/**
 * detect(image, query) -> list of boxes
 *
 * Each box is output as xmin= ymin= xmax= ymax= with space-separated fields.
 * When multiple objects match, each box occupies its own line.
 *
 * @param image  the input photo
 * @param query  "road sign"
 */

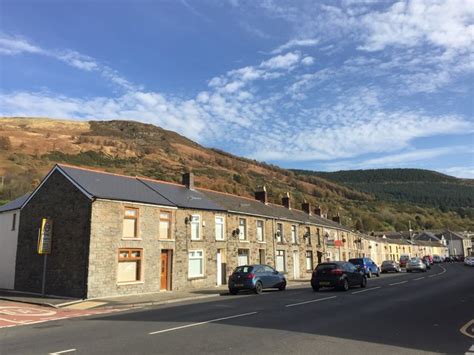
xmin=38 ymin=218 xmax=53 ymax=254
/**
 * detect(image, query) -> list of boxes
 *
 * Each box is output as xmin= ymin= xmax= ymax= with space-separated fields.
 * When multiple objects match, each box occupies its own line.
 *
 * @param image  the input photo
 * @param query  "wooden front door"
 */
xmin=160 ymin=251 xmax=170 ymax=290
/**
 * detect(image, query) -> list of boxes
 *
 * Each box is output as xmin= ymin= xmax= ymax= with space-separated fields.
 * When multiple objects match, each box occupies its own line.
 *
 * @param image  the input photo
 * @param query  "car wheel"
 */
xmin=278 ymin=282 xmax=286 ymax=291
xmin=340 ymin=279 xmax=349 ymax=291
xmin=312 ymin=285 xmax=319 ymax=292
xmin=360 ymin=277 xmax=367 ymax=288
xmin=254 ymin=281 xmax=263 ymax=295
xmin=229 ymin=288 xmax=238 ymax=295
xmin=376 ymin=270 xmax=380 ymax=277
xmin=367 ymin=270 xmax=372 ymax=278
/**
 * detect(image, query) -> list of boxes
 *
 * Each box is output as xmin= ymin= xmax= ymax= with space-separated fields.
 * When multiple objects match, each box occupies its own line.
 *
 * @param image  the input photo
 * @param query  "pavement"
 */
xmin=1 ymin=263 xmax=473 ymax=355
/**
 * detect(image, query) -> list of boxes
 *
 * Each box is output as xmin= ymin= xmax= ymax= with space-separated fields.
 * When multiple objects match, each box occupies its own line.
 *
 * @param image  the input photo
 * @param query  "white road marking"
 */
xmin=389 ymin=281 xmax=407 ymax=286
xmin=49 ymin=349 xmax=76 ymax=354
xmin=351 ymin=287 xmax=381 ymax=294
xmin=428 ymin=274 xmax=438 ymax=278
xmin=413 ymin=277 xmax=425 ymax=281
xmin=285 ymin=296 xmax=337 ymax=308
xmin=460 ymin=319 xmax=474 ymax=339
xmin=149 ymin=312 xmax=258 ymax=335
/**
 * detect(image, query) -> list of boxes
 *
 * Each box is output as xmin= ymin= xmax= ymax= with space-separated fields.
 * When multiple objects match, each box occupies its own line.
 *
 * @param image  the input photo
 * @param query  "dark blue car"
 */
xmin=228 ymin=264 xmax=286 ymax=295
xmin=348 ymin=257 xmax=380 ymax=278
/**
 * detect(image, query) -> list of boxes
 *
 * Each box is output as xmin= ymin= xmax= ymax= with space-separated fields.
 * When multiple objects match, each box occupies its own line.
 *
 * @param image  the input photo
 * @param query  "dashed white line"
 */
xmin=149 ymin=312 xmax=258 ymax=335
xmin=285 ymin=296 xmax=337 ymax=308
xmin=428 ymin=274 xmax=438 ymax=278
xmin=351 ymin=287 xmax=381 ymax=294
xmin=413 ymin=277 xmax=425 ymax=281
xmin=389 ymin=281 xmax=407 ymax=286
xmin=49 ymin=349 xmax=76 ymax=354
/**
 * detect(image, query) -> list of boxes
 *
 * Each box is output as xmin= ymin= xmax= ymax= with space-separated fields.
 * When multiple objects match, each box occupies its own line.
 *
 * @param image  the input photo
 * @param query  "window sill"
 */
xmin=159 ymin=239 xmax=175 ymax=242
xmin=257 ymin=241 xmax=266 ymax=244
xmin=117 ymin=281 xmax=144 ymax=286
xmin=190 ymin=239 xmax=204 ymax=242
xmin=238 ymin=240 xmax=250 ymax=243
xmin=121 ymin=238 xmax=142 ymax=241
xmin=188 ymin=276 xmax=205 ymax=280
xmin=215 ymin=239 xmax=226 ymax=242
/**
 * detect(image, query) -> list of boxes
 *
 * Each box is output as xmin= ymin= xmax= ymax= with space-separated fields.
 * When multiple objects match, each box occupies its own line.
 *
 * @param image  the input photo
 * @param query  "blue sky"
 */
xmin=1 ymin=0 xmax=473 ymax=178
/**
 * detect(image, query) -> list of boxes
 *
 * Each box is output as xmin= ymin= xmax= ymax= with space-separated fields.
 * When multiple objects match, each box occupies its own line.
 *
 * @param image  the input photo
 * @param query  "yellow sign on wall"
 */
xmin=38 ymin=218 xmax=53 ymax=254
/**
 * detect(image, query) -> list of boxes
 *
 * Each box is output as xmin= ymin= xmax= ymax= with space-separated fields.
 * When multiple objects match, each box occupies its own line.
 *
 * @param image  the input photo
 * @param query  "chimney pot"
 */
xmin=255 ymin=186 xmax=268 ymax=204
xmin=314 ymin=205 xmax=322 ymax=216
xmin=282 ymin=192 xmax=291 ymax=209
xmin=332 ymin=213 xmax=341 ymax=224
xmin=182 ymin=172 xmax=194 ymax=190
xmin=302 ymin=201 xmax=311 ymax=215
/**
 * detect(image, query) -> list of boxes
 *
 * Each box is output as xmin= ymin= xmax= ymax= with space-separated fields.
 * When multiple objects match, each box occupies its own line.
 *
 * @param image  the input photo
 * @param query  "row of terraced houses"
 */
xmin=0 ymin=164 xmax=451 ymax=299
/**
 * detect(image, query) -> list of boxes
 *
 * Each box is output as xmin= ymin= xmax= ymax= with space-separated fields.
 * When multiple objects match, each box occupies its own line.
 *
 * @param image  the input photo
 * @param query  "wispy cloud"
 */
xmin=271 ymin=38 xmax=319 ymax=54
xmin=0 ymin=33 xmax=137 ymax=91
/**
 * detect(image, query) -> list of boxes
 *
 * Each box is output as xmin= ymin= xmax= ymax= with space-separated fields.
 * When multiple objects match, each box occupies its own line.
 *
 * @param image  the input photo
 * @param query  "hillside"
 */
xmin=294 ymin=169 xmax=474 ymax=209
xmin=1 ymin=117 xmax=473 ymax=232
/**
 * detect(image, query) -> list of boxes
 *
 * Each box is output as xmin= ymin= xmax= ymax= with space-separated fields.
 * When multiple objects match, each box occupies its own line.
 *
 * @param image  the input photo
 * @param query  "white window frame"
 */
xmin=215 ymin=216 xmax=225 ymax=241
xmin=291 ymin=225 xmax=298 ymax=244
xmin=239 ymin=218 xmax=247 ymax=241
xmin=256 ymin=220 xmax=265 ymax=242
xmin=188 ymin=250 xmax=204 ymax=278
xmin=306 ymin=251 xmax=313 ymax=271
xmin=191 ymin=214 xmax=201 ymax=240
xmin=276 ymin=250 xmax=286 ymax=272
xmin=238 ymin=248 xmax=250 ymax=266
xmin=276 ymin=223 xmax=283 ymax=243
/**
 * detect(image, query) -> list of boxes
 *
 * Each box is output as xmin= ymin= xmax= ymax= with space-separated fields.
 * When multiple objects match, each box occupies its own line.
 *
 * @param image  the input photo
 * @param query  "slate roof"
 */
xmin=0 ymin=194 xmax=29 ymax=213
xmin=200 ymin=189 xmax=352 ymax=231
xmin=139 ymin=179 xmax=223 ymax=211
xmin=413 ymin=231 xmax=441 ymax=242
xmin=58 ymin=165 xmax=175 ymax=207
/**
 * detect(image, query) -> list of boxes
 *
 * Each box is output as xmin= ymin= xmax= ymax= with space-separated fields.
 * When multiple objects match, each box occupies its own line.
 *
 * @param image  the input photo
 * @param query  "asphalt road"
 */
xmin=1 ymin=263 xmax=473 ymax=355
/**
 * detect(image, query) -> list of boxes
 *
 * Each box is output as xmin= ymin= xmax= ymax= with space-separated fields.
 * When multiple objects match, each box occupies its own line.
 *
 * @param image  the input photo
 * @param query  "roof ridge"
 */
xmin=57 ymin=163 xmax=184 ymax=187
xmin=197 ymin=187 xmax=260 ymax=203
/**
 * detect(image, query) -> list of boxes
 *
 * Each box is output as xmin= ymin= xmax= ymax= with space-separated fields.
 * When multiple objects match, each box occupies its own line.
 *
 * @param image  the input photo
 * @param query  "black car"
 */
xmin=228 ymin=264 xmax=286 ymax=295
xmin=311 ymin=262 xmax=367 ymax=292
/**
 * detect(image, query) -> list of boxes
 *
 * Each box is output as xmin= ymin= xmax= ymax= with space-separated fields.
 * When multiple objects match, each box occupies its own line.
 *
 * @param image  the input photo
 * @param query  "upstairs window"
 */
xmin=123 ymin=207 xmax=138 ymax=238
xmin=191 ymin=215 xmax=201 ymax=240
xmin=276 ymin=223 xmax=283 ymax=243
xmin=215 ymin=216 xmax=225 ymax=241
xmin=305 ymin=227 xmax=311 ymax=245
xmin=159 ymin=211 xmax=171 ymax=239
xmin=256 ymin=220 xmax=264 ymax=242
xmin=317 ymin=228 xmax=321 ymax=246
xmin=239 ymin=218 xmax=247 ymax=240
xmin=291 ymin=225 xmax=297 ymax=244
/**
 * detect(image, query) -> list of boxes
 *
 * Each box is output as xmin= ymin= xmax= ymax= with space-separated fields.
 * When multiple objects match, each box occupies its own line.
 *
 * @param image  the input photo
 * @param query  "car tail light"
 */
xmin=246 ymin=273 xmax=255 ymax=279
xmin=331 ymin=269 xmax=344 ymax=275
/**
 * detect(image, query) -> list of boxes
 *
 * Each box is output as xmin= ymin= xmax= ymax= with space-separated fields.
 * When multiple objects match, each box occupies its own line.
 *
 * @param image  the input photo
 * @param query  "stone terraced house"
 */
xmin=13 ymin=164 xmax=358 ymax=299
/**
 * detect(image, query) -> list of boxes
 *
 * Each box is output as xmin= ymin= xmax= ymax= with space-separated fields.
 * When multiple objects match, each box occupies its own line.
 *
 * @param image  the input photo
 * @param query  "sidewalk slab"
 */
xmin=0 ymin=289 xmax=79 ymax=309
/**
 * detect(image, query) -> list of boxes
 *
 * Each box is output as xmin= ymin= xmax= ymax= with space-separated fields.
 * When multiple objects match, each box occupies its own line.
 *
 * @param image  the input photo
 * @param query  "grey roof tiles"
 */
xmin=0 ymin=194 xmax=29 ymax=213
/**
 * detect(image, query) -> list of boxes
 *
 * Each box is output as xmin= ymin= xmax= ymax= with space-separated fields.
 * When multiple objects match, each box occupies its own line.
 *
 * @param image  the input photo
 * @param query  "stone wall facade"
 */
xmin=15 ymin=171 xmax=92 ymax=298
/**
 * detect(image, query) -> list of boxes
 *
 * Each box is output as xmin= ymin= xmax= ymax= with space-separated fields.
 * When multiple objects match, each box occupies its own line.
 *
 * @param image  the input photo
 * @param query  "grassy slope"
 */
xmin=1 ymin=117 xmax=472 ymax=232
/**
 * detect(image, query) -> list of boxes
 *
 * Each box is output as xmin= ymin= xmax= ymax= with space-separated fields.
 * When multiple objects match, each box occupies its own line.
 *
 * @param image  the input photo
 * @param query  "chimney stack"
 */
xmin=255 ymin=186 xmax=268 ymax=204
xmin=314 ymin=205 xmax=322 ymax=216
xmin=182 ymin=172 xmax=194 ymax=190
xmin=282 ymin=192 xmax=291 ymax=209
xmin=302 ymin=201 xmax=311 ymax=215
xmin=332 ymin=213 xmax=341 ymax=224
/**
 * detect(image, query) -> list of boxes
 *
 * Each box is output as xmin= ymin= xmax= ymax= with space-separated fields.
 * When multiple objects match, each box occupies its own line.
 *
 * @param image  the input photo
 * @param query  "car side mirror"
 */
xmin=273 ymin=271 xmax=279 ymax=275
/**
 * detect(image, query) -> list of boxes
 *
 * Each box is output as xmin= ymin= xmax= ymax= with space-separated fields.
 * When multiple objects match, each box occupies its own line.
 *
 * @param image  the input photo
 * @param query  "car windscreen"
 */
xmin=233 ymin=266 xmax=253 ymax=274
xmin=382 ymin=261 xmax=392 ymax=265
xmin=349 ymin=259 xmax=363 ymax=265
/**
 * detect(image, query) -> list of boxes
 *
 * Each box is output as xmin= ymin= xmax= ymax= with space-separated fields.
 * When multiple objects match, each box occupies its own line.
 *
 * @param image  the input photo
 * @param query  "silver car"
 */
xmin=464 ymin=256 xmax=474 ymax=267
xmin=406 ymin=257 xmax=427 ymax=273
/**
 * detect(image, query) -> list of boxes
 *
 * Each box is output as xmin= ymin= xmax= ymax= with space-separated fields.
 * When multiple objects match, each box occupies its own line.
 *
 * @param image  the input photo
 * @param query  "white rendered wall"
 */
xmin=0 ymin=210 xmax=19 ymax=289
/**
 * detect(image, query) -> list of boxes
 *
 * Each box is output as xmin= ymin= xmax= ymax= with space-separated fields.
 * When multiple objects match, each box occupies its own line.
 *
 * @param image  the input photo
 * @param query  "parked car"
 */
xmin=311 ymin=261 xmax=367 ymax=292
xmin=406 ymin=257 xmax=427 ymax=272
xmin=464 ymin=256 xmax=474 ymax=267
xmin=423 ymin=255 xmax=434 ymax=265
xmin=228 ymin=265 xmax=286 ymax=295
xmin=381 ymin=260 xmax=401 ymax=273
xmin=433 ymin=255 xmax=443 ymax=263
xmin=348 ymin=257 xmax=380 ymax=278
xmin=399 ymin=255 xmax=410 ymax=268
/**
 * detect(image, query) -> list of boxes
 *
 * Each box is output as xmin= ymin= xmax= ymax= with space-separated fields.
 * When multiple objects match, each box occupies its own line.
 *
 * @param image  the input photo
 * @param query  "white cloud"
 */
xmin=0 ymin=34 xmax=43 ymax=55
xmin=260 ymin=52 xmax=300 ymax=69
xmin=441 ymin=166 xmax=474 ymax=179
xmin=301 ymin=56 xmax=314 ymax=65
xmin=271 ymin=38 xmax=319 ymax=54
